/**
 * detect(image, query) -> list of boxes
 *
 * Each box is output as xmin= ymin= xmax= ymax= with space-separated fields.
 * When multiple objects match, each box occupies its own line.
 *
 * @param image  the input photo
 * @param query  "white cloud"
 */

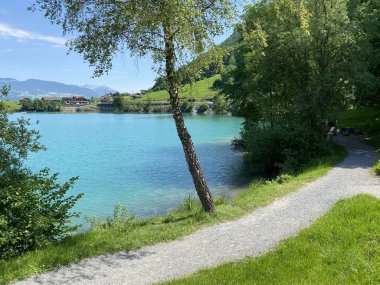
xmin=0 ymin=23 xmax=66 ymax=46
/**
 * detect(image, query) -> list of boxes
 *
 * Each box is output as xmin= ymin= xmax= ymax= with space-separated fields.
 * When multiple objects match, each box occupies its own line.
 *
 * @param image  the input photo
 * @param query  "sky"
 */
xmin=0 ymin=0 xmax=237 ymax=93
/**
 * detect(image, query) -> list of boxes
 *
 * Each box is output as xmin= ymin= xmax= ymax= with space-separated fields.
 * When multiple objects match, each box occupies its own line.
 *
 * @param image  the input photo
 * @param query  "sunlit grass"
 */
xmin=1 ymin=100 xmax=21 ymax=112
xmin=164 ymin=195 xmax=380 ymax=285
xmin=338 ymin=107 xmax=380 ymax=135
xmin=368 ymin=135 xmax=380 ymax=175
xmin=140 ymin=75 xmax=221 ymax=101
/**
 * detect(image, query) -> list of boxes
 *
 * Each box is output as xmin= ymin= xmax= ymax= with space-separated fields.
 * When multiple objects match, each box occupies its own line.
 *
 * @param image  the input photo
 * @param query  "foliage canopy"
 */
xmin=31 ymin=0 xmax=236 ymax=79
xmin=222 ymin=0 xmax=370 ymax=173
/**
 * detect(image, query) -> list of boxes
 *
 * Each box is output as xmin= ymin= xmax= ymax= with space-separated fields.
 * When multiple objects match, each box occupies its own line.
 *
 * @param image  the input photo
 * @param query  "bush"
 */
xmin=179 ymin=195 xmax=200 ymax=212
xmin=275 ymin=173 xmax=292 ymax=184
xmin=143 ymin=102 xmax=152 ymax=113
xmin=212 ymin=94 xmax=228 ymax=114
xmin=242 ymin=123 xmax=330 ymax=175
xmin=0 ymin=88 xmax=82 ymax=260
xmin=197 ymin=103 xmax=209 ymax=114
xmin=181 ymin=101 xmax=194 ymax=113
xmin=0 ymin=170 xmax=81 ymax=259
xmin=86 ymin=204 xmax=135 ymax=230
xmin=212 ymin=79 xmax=223 ymax=89
xmin=373 ymin=160 xmax=380 ymax=176
xmin=152 ymin=106 xmax=166 ymax=113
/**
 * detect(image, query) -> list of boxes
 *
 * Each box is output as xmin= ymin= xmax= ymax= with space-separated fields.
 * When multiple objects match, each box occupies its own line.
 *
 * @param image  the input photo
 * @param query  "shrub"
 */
xmin=181 ymin=101 xmax=194 ymax=113
xmin=275 ymin=173 xmax=292 ymax=184
xmin=212 ymin=94 xmax=228 ymax=114
xmin=0 ymin=170 xmax=81 ymax=259
xmin=143 ymin=102 xmax=152 ymax=113
xmin=152 ymin=106 xmax=166 ymax=113
xmin=373 ymin=160 xmax=380 ymax=176
xmin=197 ymin=104 xmax=209 ymax=114
xmin=242 ymin=123 xmax=330 ymax=175
xmin=180 ymin=195 xmax=200 ymax=212
xmin=86 ymin=204 xmax=135 ymax=230
xmin=0 ymin=88 xmax=82 ymax=260
xmin=214 ymin=197 xmax=227 ymax=206
xmin=212 ymin=78 xmax=223 ymax=89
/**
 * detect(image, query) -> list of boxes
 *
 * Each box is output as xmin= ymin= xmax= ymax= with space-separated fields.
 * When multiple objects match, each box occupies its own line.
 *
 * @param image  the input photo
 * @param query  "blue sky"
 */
xmin=0 ymin=1 xmax=237 ymax=92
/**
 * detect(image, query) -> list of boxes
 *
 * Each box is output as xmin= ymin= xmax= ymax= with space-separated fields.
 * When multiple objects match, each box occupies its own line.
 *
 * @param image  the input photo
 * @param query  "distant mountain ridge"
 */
xmin=0 ymin=78 xmax=116 ymax=101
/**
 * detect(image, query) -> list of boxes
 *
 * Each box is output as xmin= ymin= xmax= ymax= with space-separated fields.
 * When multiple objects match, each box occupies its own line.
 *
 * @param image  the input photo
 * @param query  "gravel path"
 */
xmin=15 ymin=136 xmax=380 ymax=285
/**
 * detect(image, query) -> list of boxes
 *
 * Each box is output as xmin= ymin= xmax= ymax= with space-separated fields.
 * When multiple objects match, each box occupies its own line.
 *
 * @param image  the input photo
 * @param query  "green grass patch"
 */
xmin=338 ymin=107 xmax=380 ymax=135
xmin=367 ymin=135 xmax=380 ymax=175
xmin=164 ymin=195 xmax=380 ymax=285
xmin=141 ymin=75 xmax=221 ymax=101
xmin=1 ymin=101 xmax=21 ymax=112
xmin=0 ymin=144 xmax=346 ymax=284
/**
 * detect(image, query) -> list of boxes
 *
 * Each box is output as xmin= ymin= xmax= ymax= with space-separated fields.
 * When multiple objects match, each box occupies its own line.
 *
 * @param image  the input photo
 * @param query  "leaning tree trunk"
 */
xmin=164 ymin=30 xmax=215 ymax=214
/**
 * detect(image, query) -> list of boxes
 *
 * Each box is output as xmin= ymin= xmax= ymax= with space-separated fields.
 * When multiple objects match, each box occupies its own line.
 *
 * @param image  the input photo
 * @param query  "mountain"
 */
xmin=0 ymin=78 xmax=116 ymax=101
xmin=82 ymin=84 xmax=115 ymax=96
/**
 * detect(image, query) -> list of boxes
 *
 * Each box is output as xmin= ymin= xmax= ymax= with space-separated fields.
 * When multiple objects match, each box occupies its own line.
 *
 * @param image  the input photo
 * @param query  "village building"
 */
xmin=62 ymin=95 xmax=89 ymax=105
xmin=99 ymin=95 xmax=114 ymax=104
xmin=131 ymin=92 xmax=142 ymax=99
xmin=19 ymin=98 xmax=29 ymax=103
xmin=41 ymin=97 xmax=62 ymax=103
xmin=97 ymin=95 xmax=114 ymax=111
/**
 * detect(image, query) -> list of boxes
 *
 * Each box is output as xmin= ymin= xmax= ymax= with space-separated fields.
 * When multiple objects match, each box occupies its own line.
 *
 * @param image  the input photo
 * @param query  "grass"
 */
xmin=337 ymin=107 xmax=380 ymax=134
xmin=163 ymin=195 xmax=380 ymax=285
xmin=1 ymin=100 xmax=21 ymax=112
xmin=154 ymin=107 xmax=380 ymax=285
xmin=141 ymin=75 xmax=221 ymax=101
xmin=338 ymin=107 xmax=380 ymax=175
xmin=0 ymin=144 xmax=346 ymax=284
xmin=368 ymin=136 xmax=380 ymax=175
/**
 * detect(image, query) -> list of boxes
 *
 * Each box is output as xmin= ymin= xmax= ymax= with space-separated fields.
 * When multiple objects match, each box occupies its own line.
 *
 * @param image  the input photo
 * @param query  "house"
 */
xmin=19 ymin=98 xmax=29 ymax=103
xmin=98 ymin=95 xmax=114 ymax=111
xmin=63 ymin=95 xmax=89 ymax=105
xmin=41 ymin=97 xmax=62 ymax=103
xmin=131 ymin=92 xmax=142 ymax=99
xmin=99 ymin=95 xmax=114 ymax=104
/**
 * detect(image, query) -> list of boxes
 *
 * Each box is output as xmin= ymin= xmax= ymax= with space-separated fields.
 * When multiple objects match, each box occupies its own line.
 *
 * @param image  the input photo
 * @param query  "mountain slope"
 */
xmin=0 ymin=78 xmax=116 ymax=101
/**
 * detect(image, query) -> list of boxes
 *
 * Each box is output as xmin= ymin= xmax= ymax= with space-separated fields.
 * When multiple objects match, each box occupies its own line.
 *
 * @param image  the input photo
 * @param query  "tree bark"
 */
xmin=164 ymin=28 xmax=215 ymax=214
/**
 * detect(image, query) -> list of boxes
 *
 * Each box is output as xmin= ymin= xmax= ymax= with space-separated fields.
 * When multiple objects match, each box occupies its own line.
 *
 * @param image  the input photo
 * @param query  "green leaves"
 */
xmin=32 ymin=0 xmax=237 ymax=78
xmin=348 ymin=0 xmax=380 ymax=105
xmin=227 ymin=0 xmax=359 ymax=123
xmin=0 ymin=89 xmax=82 ymax=260
xmin=223 ymin=0 xmax=362 ymax=173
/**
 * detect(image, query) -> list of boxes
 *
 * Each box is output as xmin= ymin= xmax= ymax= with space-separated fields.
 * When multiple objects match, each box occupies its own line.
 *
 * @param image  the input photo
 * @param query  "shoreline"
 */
xmin=1 ymin=141 xmax=348 ymax=284
xmin=14 ymin=110 xmax=233 ymax=116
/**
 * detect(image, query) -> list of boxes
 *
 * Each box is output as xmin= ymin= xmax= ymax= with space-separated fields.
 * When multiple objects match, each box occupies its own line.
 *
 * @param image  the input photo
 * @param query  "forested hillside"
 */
xmin=147 ymin=31 xmax=241 ymax=93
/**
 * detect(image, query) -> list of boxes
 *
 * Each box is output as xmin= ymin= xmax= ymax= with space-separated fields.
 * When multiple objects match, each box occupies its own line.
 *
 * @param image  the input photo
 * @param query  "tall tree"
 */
xmin=223 ymin=0 xmax=357 ymax=173
xmin=31 ymin=0 xmax=237 ymax=213
xmin=226 ymin=0 xmax=356 ymax=125
xmin=348 ymin=0 xmax=380 ymax=105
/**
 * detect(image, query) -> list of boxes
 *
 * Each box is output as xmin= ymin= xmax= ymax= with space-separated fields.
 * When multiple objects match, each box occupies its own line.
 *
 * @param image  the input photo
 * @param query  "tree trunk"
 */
xmin=164 ymin=29 xmax=215 ymax=214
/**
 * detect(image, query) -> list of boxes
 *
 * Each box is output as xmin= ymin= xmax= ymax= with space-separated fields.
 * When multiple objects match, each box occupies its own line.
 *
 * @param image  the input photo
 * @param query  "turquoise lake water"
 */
xmin=13 ymin=113 xmax=248 ymax=223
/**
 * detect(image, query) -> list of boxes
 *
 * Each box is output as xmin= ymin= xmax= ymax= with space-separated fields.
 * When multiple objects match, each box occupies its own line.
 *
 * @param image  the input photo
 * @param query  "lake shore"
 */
xmin=0 ymin=140 xmax=347 ymax=284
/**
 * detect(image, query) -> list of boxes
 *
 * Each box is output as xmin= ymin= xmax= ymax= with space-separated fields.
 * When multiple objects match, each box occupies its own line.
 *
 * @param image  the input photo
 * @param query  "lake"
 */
xmin=14 ymin=113 xmax=248 ymax=223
